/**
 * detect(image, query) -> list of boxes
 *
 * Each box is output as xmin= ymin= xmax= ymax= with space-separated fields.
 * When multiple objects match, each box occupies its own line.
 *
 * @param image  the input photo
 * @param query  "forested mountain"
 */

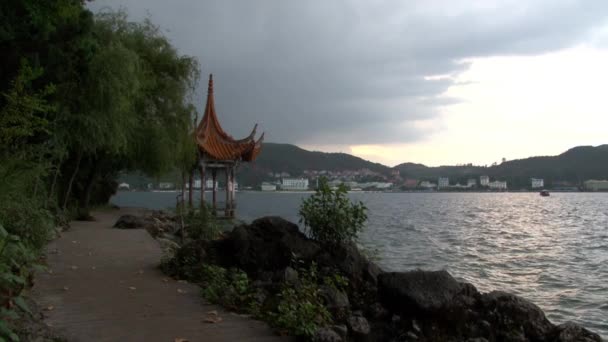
xmin=394 ymin=145 xmax=608 ymax=188
xmin=236 ymin=143 xmax=391 ymax=186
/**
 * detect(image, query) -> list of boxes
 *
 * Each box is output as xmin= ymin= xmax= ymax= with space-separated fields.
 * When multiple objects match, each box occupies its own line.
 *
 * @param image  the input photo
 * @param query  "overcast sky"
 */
xmin=89 ymin=1 xmax=608 ymax=166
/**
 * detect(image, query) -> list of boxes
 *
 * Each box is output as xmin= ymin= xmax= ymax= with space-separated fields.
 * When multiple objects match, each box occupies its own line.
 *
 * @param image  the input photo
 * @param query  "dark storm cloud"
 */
xmin=89 ymin=1 xmax=608 ymax=145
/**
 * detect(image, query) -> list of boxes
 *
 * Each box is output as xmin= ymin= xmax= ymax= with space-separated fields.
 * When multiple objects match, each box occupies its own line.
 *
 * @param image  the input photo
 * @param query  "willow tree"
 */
xmin=60 ymin=10 xmax=200 ymax=217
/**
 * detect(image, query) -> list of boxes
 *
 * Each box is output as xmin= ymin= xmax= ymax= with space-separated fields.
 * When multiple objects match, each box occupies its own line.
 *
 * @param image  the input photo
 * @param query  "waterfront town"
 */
xmin=119 ymin=169 xmax=608 ymax=192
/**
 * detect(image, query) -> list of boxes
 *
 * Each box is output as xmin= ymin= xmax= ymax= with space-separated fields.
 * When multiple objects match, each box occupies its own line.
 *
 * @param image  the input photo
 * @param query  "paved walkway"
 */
xmin=32 ymin=208 xmax=288 ymax=342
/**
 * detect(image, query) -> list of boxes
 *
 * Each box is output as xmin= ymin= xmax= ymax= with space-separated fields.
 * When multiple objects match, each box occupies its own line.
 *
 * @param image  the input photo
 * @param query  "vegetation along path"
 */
xmin=32 ymin=208 xmax=289 ymax=342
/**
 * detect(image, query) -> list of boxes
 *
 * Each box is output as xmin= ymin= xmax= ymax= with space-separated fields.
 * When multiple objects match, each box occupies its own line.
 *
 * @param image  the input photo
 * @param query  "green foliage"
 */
xmin=184 ymin=206 xmax=219 ymax=241
xmin=271 ymin=263 xmax=332 ymax=338
xmin=199 ymin=265 xmax=251 ymax=309
xmin=0 ymin=224 xmax=41 ymax=341
xmin=299 ymin=177 xmax=367 ymax=245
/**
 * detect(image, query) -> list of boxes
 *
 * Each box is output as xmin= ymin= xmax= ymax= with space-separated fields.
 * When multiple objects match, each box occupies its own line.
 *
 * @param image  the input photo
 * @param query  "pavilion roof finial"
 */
xmin=208 ymin=74 xmax=213 ymax=94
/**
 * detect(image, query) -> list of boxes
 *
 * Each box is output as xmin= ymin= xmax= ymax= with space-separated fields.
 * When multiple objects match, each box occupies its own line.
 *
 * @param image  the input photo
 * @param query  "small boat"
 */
xmin=540 ymin=190 xmax=550 ymax=197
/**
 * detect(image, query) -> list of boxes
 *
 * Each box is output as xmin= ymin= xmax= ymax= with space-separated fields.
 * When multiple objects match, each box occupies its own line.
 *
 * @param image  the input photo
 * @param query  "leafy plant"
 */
xmin=199 ymin=265 xmax=251 ymax=309
xmin=0 ymin=224 xmax=40 ymax=341
xmin=271 ymin=263 xmax=332 ymax=338
xmin=299 ymin=177 xmax=368 ymax=245
xmin=184 ymin=206 xmax=219 ymax=241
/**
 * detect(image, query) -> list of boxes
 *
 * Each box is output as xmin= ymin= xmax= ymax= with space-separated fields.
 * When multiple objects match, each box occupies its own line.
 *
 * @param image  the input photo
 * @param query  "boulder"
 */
xmin=320 ymin=285 xmax=350 ymax=311
xmin=313 ymin=327 xmax=342 ymax=342
xmin=347 ymin=315 xmax=371 ymax=338
xmin=113 ymin=215 xmax=150 ymax=229
xmin=377 ymin=270 xmax=464 ymax=316
xmin=316 ymin=243 xmax=382 ymax=287
xmin=481 ymin=291 xmax=554 ymax=341
xmin=551 ymin=322 xmax=602 ymax=342
xmin=222 ymin=216 xmax=321 ymax=275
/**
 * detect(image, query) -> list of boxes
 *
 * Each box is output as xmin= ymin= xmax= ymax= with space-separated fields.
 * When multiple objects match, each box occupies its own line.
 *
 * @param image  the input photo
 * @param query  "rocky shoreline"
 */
xmin=115 ymin=212 xmax=602 ymax=342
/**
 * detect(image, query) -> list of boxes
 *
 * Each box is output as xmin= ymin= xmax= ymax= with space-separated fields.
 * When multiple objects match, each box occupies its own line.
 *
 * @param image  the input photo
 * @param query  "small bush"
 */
xmin=299 ymin=177 xmax=367 ymax=245
xmin=271 ymin=263 xmax=332 ymax=338
xmin=199 ymin=265 xmax=251 ymax=309
xmin=183 ymin=206 xmax=219 ymax=241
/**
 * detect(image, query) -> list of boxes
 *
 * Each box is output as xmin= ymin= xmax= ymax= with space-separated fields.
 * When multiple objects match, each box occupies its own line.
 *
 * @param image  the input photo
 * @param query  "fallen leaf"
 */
xmin=129 ymin=286 xmax=136 ymax=290
xmin=206 ymin=310 xmax=218 ymax=316
xmin=62 ymin=286 xmax=69 ymax=291
xmin=177 ymin=289 xmax=186 ymax=294
xmin=203 ymin=316 xmax=223 ymax=324
xmin=71 ymin=240 xmax=78 ymax=244
xmin=44 ymin=305 xmax=54 ymax=311
xmin=162 ymin=278 xmax=170 ymax=282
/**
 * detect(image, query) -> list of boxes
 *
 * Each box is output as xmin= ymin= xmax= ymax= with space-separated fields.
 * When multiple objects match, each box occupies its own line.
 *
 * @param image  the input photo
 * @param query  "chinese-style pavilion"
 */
xmin=195 ymin=74 xmax=263 ymax=217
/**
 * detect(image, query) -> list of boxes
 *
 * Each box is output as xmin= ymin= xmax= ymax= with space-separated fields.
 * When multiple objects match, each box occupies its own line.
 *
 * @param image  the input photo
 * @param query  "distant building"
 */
xmin=194 ymin=179 xmax=201 ymax=189
xmin=438 ymin=177 xmax=449 ymax=189
xmin=404 ymin=179 xmax=418 ymax=188
xmin=281 ymin=178 xmax=309 ymax=191
xmin=391 ymin=169 xmax=400 ymax=177
xmin=467 ymin=179 xmax=477 ymax=187
xmin=488 ymin=180 xmax=507 ymax=190
xmin=530 ymin=178 xmax=544 ymax=189
xmin=261 ymin=182 xmax=277 ymax=191
xmin=205 ymin=179 xmax=219 ymax=189
xmin=158 ymin=182 xmax=174 ymax=190
xmin=584 ymin=180 xmax=608 ymax=191
xmin=480 ymin=175 xmax=490 ymax=186
xmin=419 ymin=181 xmax=436 ymax=189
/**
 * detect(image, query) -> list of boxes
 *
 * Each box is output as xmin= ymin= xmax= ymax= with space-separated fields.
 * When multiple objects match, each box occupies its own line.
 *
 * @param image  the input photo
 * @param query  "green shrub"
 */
xmin=199 ymin=265 xmax=251 ymax=309
xmin=271 ymin=263 xmax=332 ymax=338
xmin=299 ymin=177 xmax=367 ymax=245
xmin=183 ymin=206 xmax=219 ymax=241
xmin=0 ymin=224 xmax=44 ymax=341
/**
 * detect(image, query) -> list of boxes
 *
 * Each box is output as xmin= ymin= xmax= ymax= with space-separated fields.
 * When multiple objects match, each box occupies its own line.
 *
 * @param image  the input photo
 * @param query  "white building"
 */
xmin=438 ymin=177 xmax=449 ymax=189
xmin=488 ymin=180 xmax=507 ymax=190
xmin=281 ymin=178 xmax=309 ymax=191
xmin=584 ymin=180 xmax=608 ymax=191
xmin=530 ymin=178 xmax=544 ymax=188
xmin=158 ymin=182 xmax=174 ymax=189
xmin=261 ymin=182 xmax=277 ymax=191
xmin=467 ymin=179 xmax=477 ymax=187
xmin=480 ymin=176 xmax=490 ymax=186
xmin=419 ymin=181 xmax=436 ymax=189
xmin=205 ymin=179 xmax=219 ymax=189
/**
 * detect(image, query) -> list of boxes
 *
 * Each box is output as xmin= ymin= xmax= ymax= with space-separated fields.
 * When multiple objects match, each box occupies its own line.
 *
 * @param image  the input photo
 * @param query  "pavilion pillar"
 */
xmin=225 ymin=166 xmax=231 ymax=217
xmin=200 ymin=165 xmax=205 ymax=209
xmin=230 ymin=166 xmax=236 ymax=218
xmin=188 ymin=170 xmax=194 ymax=208
xmin=212 ymin=169 xmax=217 ymax=216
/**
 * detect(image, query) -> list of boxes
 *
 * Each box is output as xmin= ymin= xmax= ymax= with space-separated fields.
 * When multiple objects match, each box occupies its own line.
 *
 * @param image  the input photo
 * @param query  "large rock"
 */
xmin=551 ymin=322 xmax=602 ymax=342
xmin=317 ymin=243 xmax=383 ymax=287
xmin=113 ymin=214 xmax=150 ymax=229
xmin=377 ymin=270 xmax=464 ymax=316
xmin=313 ymin=327 xmax=342 ymax=342
xmin=220 ymin=216 xmax=321 ymax=275
xmin=481 ymin=291 xmax=554 ymax=341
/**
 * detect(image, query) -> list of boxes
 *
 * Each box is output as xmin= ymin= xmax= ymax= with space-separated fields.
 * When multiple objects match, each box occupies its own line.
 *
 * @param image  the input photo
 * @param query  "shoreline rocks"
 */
xmin=123 ymin=213 xmax=602 ymax=341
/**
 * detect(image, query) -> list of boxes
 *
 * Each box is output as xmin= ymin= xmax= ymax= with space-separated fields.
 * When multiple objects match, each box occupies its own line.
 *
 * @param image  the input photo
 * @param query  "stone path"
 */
xmin=32 ymin=208 xmax=289 ymax=342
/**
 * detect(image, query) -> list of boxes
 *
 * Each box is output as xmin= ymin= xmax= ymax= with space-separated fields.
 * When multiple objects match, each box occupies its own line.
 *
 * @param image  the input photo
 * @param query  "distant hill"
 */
xmin=237 ymin=143 xmax=391 ymax=186
xmin=394 ymin=145 xmax=608 ymax=188
xmin=120 ymin=143 xmax=608 ymax=189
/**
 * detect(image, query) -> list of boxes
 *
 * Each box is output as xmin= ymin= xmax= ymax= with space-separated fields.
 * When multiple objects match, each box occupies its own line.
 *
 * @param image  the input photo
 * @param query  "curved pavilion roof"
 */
xmin=195 ymin=75 xmax=263 ymax=162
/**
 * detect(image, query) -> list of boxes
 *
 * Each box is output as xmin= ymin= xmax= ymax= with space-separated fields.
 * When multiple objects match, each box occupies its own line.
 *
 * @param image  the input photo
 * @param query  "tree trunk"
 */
xmin=62 ymin=150 xmax=82 ymax=210
xmin=46 ymin=163 xmax=60 ymax=208
xmin=78 ymin=156 xmax=100 ymax=220
xmin=188 ymin=169 xmax=194 ymax=208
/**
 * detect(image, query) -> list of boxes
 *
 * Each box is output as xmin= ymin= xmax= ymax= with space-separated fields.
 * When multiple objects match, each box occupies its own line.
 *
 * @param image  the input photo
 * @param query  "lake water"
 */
xmin=111 ymin=191 xmax=608 ymax=337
